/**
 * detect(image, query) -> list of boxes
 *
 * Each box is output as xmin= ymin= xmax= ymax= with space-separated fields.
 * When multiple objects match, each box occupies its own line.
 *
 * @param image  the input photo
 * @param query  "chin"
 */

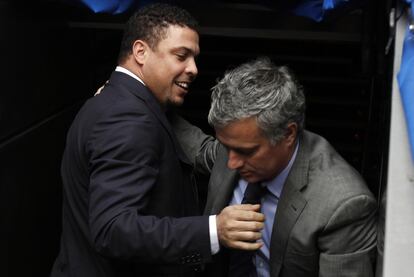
xmin=241 ymin=175 xmax=258 ymax=183
xmin=167 ymin=99 xmax=184 ymax=107
xmin=169 ymin=97 xmax=185 ymax=107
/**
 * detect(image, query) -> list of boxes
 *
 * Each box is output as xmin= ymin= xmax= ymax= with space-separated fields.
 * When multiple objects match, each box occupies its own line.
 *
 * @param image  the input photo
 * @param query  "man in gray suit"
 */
xmin=174 ymin=57 xmax=377 ymax=277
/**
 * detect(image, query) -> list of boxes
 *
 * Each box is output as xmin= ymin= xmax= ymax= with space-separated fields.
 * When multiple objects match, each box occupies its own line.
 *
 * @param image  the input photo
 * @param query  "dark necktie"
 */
xmin=228 ymin=183 xmax=265 ymax=277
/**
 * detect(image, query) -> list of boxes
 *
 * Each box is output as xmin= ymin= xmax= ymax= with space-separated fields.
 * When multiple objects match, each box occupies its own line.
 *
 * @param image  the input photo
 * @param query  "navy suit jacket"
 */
xmin=51 ymin=71 xmax=211 ymax=277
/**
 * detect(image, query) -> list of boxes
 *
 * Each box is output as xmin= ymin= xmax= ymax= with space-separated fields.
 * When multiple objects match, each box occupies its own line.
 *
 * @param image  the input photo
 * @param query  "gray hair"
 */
xmin=208 ymin=57 xmax=305 ymax=144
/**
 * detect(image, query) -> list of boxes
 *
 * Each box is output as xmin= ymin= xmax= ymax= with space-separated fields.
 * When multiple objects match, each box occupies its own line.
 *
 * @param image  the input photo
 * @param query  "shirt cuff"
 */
xmin=209 ymin=215 xmax=220 ymax=255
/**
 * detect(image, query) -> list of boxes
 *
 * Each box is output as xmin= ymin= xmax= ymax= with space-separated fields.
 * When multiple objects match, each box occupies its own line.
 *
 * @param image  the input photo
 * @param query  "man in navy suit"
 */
xmin=51 ymin=4 xmax=264 ymax=277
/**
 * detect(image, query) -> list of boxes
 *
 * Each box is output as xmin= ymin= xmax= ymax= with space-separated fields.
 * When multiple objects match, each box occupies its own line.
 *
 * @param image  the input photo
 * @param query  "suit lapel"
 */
xmin=269 ymin=133 xmax=310 ymax=276
xmin=204 ymin=145 xmax=238 ymax=215
xmin=108 ymin=71 xmax=191 ymax=165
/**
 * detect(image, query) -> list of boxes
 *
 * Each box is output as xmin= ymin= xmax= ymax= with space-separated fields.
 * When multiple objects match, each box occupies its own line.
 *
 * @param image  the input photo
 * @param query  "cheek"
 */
xmin=162 ymin=57 xmax=180 ymax=72
xmin=256 ymin=156 xmax=279 ymax=176
xmin=246 ymin=157 xmax=267 ymax=172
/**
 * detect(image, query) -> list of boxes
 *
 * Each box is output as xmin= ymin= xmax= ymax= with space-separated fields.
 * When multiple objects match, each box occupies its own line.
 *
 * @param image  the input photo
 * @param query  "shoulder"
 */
xmin=91 ymin=82 xmax=148 ymax=113
xmin=79 ymin=87 xmax=163 ymax=151
xmin=303 ymin=131 xmax=370 ymax=191
xmin=298 ymin=131 xmax=375 ymax=213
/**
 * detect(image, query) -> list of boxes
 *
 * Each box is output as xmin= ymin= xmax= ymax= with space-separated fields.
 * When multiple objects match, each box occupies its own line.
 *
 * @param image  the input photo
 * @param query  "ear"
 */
xmin=285 ymin=122 xmax=298 ymax=147
xmin=132 ymin=40 xmax=148 ymax=65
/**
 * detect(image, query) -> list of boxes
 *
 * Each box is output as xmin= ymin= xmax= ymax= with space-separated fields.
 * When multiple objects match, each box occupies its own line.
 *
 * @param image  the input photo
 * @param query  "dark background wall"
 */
xmin=1 ymin=0 xmax=392 ymax=276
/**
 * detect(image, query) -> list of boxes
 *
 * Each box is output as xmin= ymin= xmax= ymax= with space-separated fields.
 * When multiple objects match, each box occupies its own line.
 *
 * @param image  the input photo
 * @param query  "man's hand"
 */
xmin=216 ymin=204 xmax=265 ymax=250
xmin=94 ymin=81 xmax=108 ymax=96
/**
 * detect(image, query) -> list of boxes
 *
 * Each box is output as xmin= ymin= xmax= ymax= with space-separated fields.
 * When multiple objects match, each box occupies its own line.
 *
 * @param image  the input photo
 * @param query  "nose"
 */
xmin=227 ymin=150 xmax=244 ymax=170
xmin=185 ymin=57 xmax=198 ymax=77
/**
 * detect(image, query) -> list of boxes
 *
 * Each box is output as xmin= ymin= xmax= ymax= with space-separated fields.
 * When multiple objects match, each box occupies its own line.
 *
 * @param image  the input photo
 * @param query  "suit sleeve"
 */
xmin=318 ymin=194 xmax=377 ymax=277
xmin=170 ymin=113 xmax=219 ymax=175
xmin=85 ymin=107 xmax=211 ymax=264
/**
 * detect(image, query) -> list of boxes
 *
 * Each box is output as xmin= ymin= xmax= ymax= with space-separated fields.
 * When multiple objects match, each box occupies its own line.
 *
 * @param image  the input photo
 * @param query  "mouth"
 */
xmin=174 ymin=81 xmax=191 ymax=91
xmin=239 ymin=171 xmax=250 ymax=178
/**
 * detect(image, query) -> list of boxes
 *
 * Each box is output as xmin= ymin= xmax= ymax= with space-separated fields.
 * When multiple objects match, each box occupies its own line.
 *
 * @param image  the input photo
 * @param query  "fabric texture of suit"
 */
xmin=173 ymin=117 xmax=377 ymax=277
xmin=51 ymin=71 xmax=211 ymax=277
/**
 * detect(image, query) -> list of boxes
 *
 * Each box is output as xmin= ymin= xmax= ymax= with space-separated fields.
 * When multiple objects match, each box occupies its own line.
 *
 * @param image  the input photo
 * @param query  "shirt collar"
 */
xmin=262 ymin=141 xmax=300 ymax=199
xmin=115 ymin=66 xmax=146 ymax=86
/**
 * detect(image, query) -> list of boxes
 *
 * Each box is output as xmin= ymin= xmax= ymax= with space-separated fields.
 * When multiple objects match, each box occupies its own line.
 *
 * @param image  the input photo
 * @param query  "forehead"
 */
xmin=215 ymin=117 xmax=267 ymax=147
xmin=157 ymin=25 xmax=200 ymax=54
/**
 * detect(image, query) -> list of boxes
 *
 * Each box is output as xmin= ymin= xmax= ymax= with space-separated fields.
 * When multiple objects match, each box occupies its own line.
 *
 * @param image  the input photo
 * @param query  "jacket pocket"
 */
xmin=281 ymin=251 xmax=319 ymax=277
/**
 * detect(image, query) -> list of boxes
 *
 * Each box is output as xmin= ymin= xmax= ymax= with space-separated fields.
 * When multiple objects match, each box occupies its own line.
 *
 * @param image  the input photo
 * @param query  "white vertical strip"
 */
xmin=383 ymin=12 xmax=414 ymax=277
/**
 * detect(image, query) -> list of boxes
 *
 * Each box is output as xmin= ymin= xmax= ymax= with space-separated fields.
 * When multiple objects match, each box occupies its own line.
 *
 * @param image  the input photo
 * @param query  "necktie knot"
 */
xmin=242 ymin=182 xmax=265 ymax=204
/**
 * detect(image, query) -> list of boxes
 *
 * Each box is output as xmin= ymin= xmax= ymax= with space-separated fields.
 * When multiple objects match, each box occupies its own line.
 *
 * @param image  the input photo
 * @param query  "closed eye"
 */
xmin=225 ymin=146 xmax=258 ymax=157
xmin=172 ymin=46 xmax=198 ymax=61
xmin=176 ymin=53 xmax=187 ymax=61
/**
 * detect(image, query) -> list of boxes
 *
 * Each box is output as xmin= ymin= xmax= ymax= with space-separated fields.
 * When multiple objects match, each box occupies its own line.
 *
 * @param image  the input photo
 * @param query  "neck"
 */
xmin=119 ymin=59 xmax=145 ymax=82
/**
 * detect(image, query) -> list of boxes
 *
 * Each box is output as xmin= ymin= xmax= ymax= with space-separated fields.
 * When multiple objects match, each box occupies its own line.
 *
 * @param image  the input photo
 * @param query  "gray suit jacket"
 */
xmin=172 ymin=116 xmax=377 ymax=277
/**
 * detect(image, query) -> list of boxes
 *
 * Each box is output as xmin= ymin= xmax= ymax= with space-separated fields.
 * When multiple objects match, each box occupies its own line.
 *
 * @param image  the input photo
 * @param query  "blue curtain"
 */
xmin=75 ymin=0 xmax=356 ymax=17
xmin=293 ymin=0 xmax=355 ymax=21
xmin=79 ymin=0 xmax=135 ymax=14
xmin=397 ymin=0 xmax=414 ymax=160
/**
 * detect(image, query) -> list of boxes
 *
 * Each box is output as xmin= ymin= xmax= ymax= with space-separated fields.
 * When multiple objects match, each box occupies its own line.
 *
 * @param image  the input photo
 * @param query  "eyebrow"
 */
xmin=224 ymin=144 xmax=259 ymax=154
xmin=172 ymin=46 xmax=199 ymax=56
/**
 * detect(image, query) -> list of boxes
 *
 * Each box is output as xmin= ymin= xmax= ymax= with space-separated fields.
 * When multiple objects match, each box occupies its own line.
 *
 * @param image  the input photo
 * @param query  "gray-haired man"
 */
xmin=175 ymin=57 xmax=377 ymax=277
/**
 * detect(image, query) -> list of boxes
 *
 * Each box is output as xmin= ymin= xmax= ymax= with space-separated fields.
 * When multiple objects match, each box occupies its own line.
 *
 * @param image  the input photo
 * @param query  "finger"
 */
xmin=94 ymin=86 xmax=104 ymax=96
xmin=228 ymin=230 xmax=262 ymax=242
xmin=232 ymin=204 xmax=261 ymax=211
xmin=233 ymin=210 xmax=265 ymax=222
xmin=227 ymin=240 xmax=263 ymax=251
xmin=226 ymin=220 xmax=264 ymax=232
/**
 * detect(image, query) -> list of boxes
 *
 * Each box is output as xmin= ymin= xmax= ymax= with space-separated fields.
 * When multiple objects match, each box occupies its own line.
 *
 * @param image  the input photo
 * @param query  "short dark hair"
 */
xmin=117 ymin=3 xmax=199 ymax=64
